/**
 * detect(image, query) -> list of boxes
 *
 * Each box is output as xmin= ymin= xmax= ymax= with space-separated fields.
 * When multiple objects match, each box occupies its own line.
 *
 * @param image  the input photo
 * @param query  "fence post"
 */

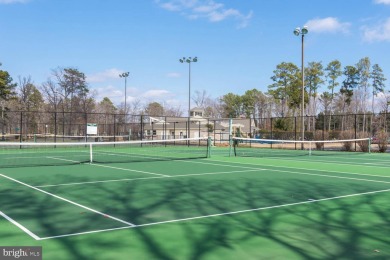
xmin=213 ymin=120 xmax=216 ymax=147
xmin=173 ymin=122 xmax=176 ymax=141
xmin=164 ymin=116 xmax=167 ymax=140
xmin=85 ymin=112 xmax=88 ymax=142
xmin=152 ymin=122 xmax=154 ymax=141
xmin=270 ymin=117 xmax=273 ymax=149
xmin=54 ymin=112 xmax=57 ymax=143
xmin=62 ymin=111 xmax=65 ymax=142
xmin=186 ymin=121 xmax=189 ymax=146
xmin=198 ymin=121 xmax=201 ymax=145
xmin=140 ymin=115 xmax=144 ymax=141
xmin=19 ymin=111 xmax=23 ymax=143
xmin=113 ymin=114 xmax=116 ymax=141
xmin=294 ymin=116 xmax=297 ymax=150
xmin=249 ymin=117 xmax=252 ymax=138
xmin=188 ymin=115 xmax=191 ymax=139
xmin=355 ymin=114 xmax=357 ymax=152
xmin=207 ymin=118 xmax=210 ymax=139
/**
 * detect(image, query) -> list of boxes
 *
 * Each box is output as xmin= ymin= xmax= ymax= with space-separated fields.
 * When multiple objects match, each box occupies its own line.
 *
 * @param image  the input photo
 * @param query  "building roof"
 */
xmin=190 ymin=107 xmax=204 ymax=112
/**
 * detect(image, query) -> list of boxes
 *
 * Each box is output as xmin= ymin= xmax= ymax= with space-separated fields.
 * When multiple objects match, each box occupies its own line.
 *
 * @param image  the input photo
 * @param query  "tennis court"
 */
xmin=0 ymin=138 xmax=389 ymax=259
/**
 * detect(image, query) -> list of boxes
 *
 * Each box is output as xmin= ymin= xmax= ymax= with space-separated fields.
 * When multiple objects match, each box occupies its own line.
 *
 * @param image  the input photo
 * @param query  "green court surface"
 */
xmin=0 ymin=147 xmax=389 ymax=259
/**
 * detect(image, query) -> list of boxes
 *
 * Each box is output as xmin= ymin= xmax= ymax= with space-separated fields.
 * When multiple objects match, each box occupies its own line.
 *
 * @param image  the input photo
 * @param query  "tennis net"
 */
xmin=32 ymin=134 xmax=132 ymax=143
xmin=232 ymin=137 xmax=371 ymax=157
xmin=0 ymin=137 xmax=211 ymax=168
xmin=0 ymin=134 xmax=132 ymax=143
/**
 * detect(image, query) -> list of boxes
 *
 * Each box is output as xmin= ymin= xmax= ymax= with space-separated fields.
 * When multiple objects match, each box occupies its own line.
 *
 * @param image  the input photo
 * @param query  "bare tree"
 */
xmin=192 ymin=90 xmax=210 ymax=108
xmin=163 ymin=103 xmax=183 ymax=117
xmin=18 ymin=76 xmax=43 ymax=111
xmin=378 ymin=91 xmax=390 ymax=113
xmin=40 ymin=78 xmax=63 ymax=112
xmin=203 ymin=97 xmax=224 ymax=118
xmin=129 ymin=99 xmax=142 ymax=115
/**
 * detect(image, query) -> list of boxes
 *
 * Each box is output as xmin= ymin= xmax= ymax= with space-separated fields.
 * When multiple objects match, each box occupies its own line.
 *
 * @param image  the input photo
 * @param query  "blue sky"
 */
xmin=0 ymin=0 xmax=389 ymax=112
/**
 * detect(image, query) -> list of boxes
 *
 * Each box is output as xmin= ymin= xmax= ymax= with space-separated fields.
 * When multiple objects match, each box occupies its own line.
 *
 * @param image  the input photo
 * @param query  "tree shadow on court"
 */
xmin=219 ymin=179 xmax=390 ymax=260
xmin=127 ymin=178 xmax=389 ymax=260
xmin=2 ymin=173 xmax=389 ymax=259
xmin=97 ymin=177 xmax=389 ymax=259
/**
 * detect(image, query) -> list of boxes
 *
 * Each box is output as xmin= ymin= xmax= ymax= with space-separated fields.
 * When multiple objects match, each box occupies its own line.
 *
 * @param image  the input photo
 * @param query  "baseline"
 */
xmin=0 ymin=211 xmax=41 ymax=240
xmin=0 ymin=174 xmax=136 ymax=229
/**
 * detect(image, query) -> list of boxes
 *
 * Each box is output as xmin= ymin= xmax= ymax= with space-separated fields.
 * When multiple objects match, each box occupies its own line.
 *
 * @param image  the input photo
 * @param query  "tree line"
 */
xmin=0 ymin=57 xmax=388 ymax=122
xmin=216 ymin=58 xmax=387 ymax=118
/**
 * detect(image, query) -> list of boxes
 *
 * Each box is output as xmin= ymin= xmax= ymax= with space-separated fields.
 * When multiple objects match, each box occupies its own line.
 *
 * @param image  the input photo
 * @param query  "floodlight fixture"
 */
xmin=301 ymin=26 xmax=308 ymax=35
xmin=119 ymin=72 xmax=130 ymax=78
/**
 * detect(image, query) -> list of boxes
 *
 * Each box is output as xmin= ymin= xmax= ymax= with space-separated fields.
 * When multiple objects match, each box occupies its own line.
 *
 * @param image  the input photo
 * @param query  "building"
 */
xmin=143 ymin=108 xmax=254 ymax=142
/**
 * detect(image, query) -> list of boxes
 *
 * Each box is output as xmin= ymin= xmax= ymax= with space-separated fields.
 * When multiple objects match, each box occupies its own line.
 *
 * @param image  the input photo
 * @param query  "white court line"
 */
xmin=253 ymin=156 xmax=390 ymax=169
xmin=92 ymin=150 xmax=388 ymax=179
xmin=266 ymin=168 xmax=390 ymax=185
xmin=38 ymin=226 xmax=137 ymax=240
xmin=0 ymin=174 xmax=136 ymax=227
xmin=0 ymin=211 xmax=41 ymax=240
xmin=183 ymin=159 xmax=390 ymax=184
xmin=204 ymin=158 xmax=390 ymax=179
xmin=38 ymin=188 xmax=390 ymax=240
xmin=35 ymin=169 xmax=263 ymax=188
xmin=46 ymin=157 xmax=81 ymax=163
xmin=36 ymin=158 xmax=390 ymax=188
xmin=362 ymin=162 xmax=389 ymax=166
xmin=180 ymin=160 xmax=264 ymax=170
xmin=90 ymin=163 xmax=170 ymax=177
xmin=249 ymin=151 xmax=388 ymax=163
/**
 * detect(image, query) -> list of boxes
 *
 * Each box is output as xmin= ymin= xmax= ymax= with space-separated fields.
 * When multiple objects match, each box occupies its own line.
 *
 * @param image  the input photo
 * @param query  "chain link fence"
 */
xmin=1 ymin=111 xmax=389 ymax=149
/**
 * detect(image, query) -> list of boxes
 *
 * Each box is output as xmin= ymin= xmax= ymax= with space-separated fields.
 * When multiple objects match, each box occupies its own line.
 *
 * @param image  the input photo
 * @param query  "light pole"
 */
xmin=179 ymin=57 xmax=198 ymax=139
xmin=119 ymin=72 xmax=130 ymax=115
xmin=294 ymin=26 xmax=308 ymax=148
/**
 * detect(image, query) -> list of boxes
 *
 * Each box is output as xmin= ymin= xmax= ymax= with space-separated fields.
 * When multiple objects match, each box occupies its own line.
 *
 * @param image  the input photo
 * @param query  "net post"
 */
xmin=368 ymin=138 xmax=371 ymax=154
xmin=207 ymin=136 xmax=212 ymax=158
xmin=90 ymin=143 xmax=93 ymax=163
xmin=309 ymin=141 xmax=312 ymax=156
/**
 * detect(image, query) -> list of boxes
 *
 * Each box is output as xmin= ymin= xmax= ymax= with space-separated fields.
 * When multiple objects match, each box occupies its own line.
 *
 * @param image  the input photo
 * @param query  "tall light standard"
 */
xmin=294 ymin=26 xmax=308 ymax=148
xmin=179 ymin=57 xmax=198 ymax=139
xmin=119 ymin=72 xmax=130 ymax=114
